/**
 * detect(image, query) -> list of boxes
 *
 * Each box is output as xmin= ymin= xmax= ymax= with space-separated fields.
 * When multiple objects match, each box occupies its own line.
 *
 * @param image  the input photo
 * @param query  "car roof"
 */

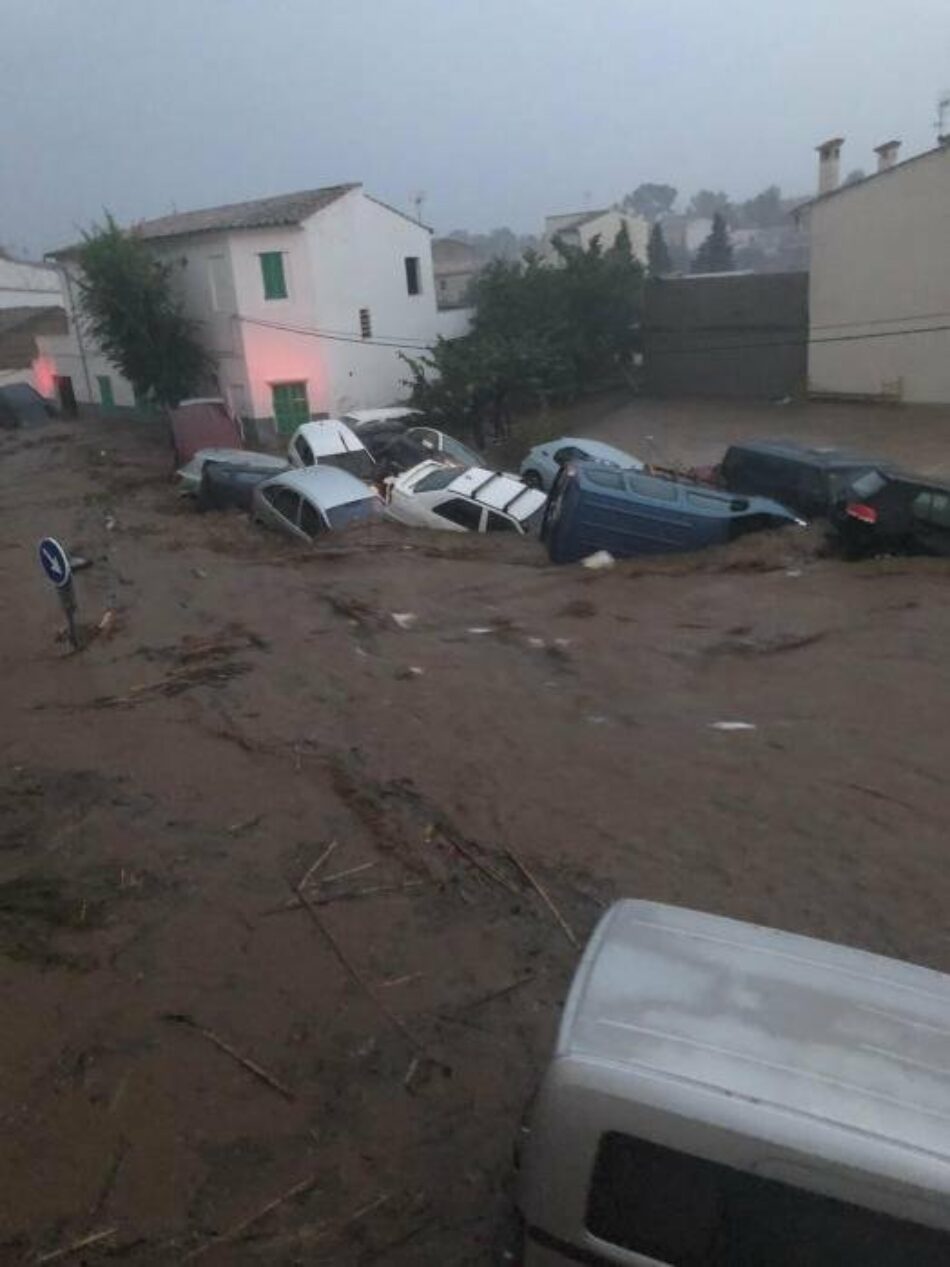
xmin=725 ymin=438 xmax=884 ymax=469
xmin=447 ymin=467 xmax=547 ymax=520
xmin=343 ymin=407 xmax=421 ymax=425
xmin=260 ymin=466 xmax=375 ymax=509
xmin=294 ymin=419 xmax=369 ymax=456
xmin=559 ymin=900 xmax=950 ymax=1165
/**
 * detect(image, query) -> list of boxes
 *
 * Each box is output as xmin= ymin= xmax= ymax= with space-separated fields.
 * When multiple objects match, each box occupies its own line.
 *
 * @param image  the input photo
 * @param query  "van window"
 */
xmin=587 ymin=1132 xmax=950 ymax=1265
xmin=626 ymin=472 xmax=677 ymax=501
xmin=586 ymin=468 xmax=624 ymax=490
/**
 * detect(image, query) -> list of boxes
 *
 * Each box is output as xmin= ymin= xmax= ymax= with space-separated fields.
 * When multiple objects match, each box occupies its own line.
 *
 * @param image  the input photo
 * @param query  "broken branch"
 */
xmin=163 ymin=1013 xmax=295 ymax=1101
xmin=298 ymin=840 xmax=338 ymax=890
xmin=182 ymin=1172 xmax=320 ymax=1261
xmin=36 ymin=1227 xmax=117 ymax=1264
xmin=507 ymin=849 xmax=578 ymax=947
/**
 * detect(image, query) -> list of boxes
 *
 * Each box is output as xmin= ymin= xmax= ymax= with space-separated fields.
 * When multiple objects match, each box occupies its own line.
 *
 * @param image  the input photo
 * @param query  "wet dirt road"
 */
xmin=2 ymin=406 xmax=950 ymax=1263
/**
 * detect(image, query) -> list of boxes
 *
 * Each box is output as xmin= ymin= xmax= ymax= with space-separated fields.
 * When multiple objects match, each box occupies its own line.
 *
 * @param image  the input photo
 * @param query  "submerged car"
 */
xmin=373 ymin=426 xmax=484 ymax=475
xmin=832 ymin=468 xmax=950 ymax=558
xmin=287 ymin=419 xmax=376 ymax=483
xmin=253 ymin=467 xmax=382 ymax=542
xmin=717 ymin=439 xmax=889 ymax=519
xmin=520 ymin=436 xmax=644 ymax=491
xmin=384 ymin=461 xmax=547 ymax=534
xmin=543 ymin=463 xmax=802 ymax=563
xmin=170 ymin=398 xmax=242 ymax=465
xmin=176 ymin=447 xmax=288 ymax=493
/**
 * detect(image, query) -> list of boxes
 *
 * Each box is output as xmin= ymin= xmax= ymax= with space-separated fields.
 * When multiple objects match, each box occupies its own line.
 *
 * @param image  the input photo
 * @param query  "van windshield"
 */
xmin=587 ymin=1132 xmax=949 ymax=1265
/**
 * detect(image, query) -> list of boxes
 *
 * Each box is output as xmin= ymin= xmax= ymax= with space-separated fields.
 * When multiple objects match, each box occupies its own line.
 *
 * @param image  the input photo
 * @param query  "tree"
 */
xmin=621 ymin=182 xmax=677 ymax=221
xmin=402 ymin=228 xmax=644 ymax=445
xmin=646 ymin=221 xmax=673 ymax=276
xmin=735 ymin=185 xmax=784 ymax=229
xmin=691 ymin=212 xmax=734 ymax=273
xmin=76 ymin=215 xmax=213 ymax=407
xmin=687 ymin=189 xmax=732 ymax=220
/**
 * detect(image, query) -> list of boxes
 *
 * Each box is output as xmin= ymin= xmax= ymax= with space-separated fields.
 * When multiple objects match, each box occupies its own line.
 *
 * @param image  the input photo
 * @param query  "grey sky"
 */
xmin=3 ymin=0 xmax=949 ymax=256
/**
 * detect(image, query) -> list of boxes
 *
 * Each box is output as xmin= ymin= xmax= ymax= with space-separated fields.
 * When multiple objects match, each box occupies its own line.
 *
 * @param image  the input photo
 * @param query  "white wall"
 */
xmin=807 ymin=146 xmax=950 ymax=403
xmin=434 ymin=307 xmax=474 ymax=339
xmin=578 ymin=210 xmax=651 ymax=264
xmin=0 ymin=258 xmax=63 ymax=309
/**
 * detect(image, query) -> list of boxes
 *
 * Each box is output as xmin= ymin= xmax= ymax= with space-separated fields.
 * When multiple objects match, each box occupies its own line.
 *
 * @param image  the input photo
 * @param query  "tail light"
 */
xmin=846 ymin=502 xmax=877 ymax=524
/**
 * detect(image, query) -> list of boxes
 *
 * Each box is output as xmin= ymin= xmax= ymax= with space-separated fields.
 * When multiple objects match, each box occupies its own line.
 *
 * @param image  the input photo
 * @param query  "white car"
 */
xmin=384 ymin=461 xmax=547 ymax=534
xmin=287 ymin=419 xmax=376 ymax=483
xmin=520 ymin=436 xmax=644 ymax=491
xmin=341 ymin=407 xmax=422 ymax=431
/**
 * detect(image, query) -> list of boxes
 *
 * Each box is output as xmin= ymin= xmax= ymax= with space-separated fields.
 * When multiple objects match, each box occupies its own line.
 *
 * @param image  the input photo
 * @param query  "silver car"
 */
xmin=252 ymin=467 xmax=381 ymax=542
xmin=519 ymin=436 xmax=644 ymax=491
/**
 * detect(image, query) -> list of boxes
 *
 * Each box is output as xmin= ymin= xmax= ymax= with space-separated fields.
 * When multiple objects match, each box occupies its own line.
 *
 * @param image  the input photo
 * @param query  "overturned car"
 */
xmin=542 ymin=463 xmax=804 ymax=564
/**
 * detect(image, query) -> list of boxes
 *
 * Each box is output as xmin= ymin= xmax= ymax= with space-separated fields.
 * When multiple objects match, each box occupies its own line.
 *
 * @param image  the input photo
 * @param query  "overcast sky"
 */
xmin=3 ymin=0 xmax=949 ymax=256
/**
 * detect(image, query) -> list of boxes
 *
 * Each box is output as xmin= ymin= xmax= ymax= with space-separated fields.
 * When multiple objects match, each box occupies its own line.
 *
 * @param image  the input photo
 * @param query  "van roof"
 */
xmin=724 ymin=438 xmax=883 ymax=469
xmin=559 ymin=901 xmax=950 ymax=1165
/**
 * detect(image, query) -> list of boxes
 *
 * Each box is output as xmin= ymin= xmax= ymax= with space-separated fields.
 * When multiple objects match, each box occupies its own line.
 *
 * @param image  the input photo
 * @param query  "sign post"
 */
xmin=38 ymin=537 xmax=78 ymax=650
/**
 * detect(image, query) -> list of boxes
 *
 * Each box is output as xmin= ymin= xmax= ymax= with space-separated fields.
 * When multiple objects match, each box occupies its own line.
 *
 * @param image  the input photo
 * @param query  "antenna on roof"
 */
xmin=411 ymin=190 xmax=426 ymax=224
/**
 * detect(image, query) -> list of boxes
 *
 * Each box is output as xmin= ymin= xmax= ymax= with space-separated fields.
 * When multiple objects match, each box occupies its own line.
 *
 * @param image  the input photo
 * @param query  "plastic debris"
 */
xmin=709 ymin=721 xmax=757 ymax=731
xmin=391 ymin=612 xmax=417 ymax=630
xmin=785 ymin=569 xmax=803 ymax=578
xmin=466 ymin=626 xmax=494 ymax=635
xmin=395 ymin=665 xmax=425 ymax=680
xmin=581 ymin=550 xmax=615 ymax=570
xmin=104 ymin=514 xmax=116 ymax=532
xmin=526 ymin=636 xmax=546 ymax=649
xmin=97 ymin=609 xmax=117 ymax=639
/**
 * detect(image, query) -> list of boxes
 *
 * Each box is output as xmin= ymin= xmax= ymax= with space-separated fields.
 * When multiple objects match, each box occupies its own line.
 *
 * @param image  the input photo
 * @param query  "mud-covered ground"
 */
xmin=2 ymin=398 xmax=950 ymax=1264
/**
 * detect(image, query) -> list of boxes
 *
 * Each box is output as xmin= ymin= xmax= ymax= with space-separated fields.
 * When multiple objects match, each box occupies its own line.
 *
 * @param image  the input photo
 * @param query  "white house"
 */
xmin=0 ymin=254 xmax=66 ymax=391
xmin=540 ymin=207 xmax=650 ymax=265
xmin=798 ymin=136 xmax=950 ymax=403
xmin=40 ymin=183 xmax=441 ymax=435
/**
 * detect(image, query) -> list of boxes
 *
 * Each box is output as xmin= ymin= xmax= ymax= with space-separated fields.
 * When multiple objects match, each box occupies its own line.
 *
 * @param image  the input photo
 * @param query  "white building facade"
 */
xmin=541 ymin=207 xmax=650 ymax=265
xmin=40 ymin=184 xmax=440 ymax=434
xmin=801 ymin=138 xmax=950 ymax=404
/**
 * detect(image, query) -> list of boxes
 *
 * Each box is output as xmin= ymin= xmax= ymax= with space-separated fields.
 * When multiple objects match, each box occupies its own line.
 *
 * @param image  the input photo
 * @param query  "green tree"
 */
xmin=688 ymin=189 xmax=732 ymax=220
xmin=647 ymin=221 xmax=673 ymax=275
xmin=621 ymin=183 xmax=677 ymax=221
xmin=735 ymin=184 xmax=784 ymax=228
xmin=403 ymin=228 xmax=643 ymax=445
xmin=76 ymin=215 xmax=213 ymax=407
xmin=691 ymin=212 xmax=735 ymax=273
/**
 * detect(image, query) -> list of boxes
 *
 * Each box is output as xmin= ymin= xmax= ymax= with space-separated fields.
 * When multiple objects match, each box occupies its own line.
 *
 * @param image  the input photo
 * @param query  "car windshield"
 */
xmin=321 ymin=450 xmax=376 ymax=481
xmin=847 ymin=469 xmax=889 ymax=500
xmin=325 ymin=497 xmax=378 ymax=531
xmin=441 ymin=435 xmax=482 ymax=466
xmin=413 ymin=466 xmax=460 ymax=492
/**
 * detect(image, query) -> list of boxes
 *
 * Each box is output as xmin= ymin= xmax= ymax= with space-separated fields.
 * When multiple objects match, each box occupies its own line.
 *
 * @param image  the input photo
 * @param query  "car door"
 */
xmin=261 ymin=485 xmax=306 ymax=540
xmin=910 ymin=489 xmax=950 ymax=555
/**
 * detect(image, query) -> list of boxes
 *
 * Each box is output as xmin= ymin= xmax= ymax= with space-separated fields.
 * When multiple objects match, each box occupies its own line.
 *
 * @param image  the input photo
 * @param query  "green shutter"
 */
xmin=97 ymin=375 xmax=115 ymax=411
xmin=260 ymin=252 xmax=287 ymax=300
xmin=272 ymin=381 xmax=309 ymax=434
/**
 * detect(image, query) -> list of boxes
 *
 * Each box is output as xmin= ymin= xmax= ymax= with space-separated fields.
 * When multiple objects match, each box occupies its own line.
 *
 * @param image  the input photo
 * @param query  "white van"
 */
xmin=511 ymin=901 xmax=950 ymax=1265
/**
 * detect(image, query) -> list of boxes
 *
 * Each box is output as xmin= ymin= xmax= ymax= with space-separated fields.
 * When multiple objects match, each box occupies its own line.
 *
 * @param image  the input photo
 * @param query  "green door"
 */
xmin=271 ymin=381 xmax=309 ymax=435
xmin=97 ymin=375 xmax=116 ymax=412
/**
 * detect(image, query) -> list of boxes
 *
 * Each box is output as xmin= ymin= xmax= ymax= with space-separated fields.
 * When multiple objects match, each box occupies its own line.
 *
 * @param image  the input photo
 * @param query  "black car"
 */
xmin=718 ymin=439 xmax=888 ymax=519
xmin=832 ymin=469 xmax=950 ymax=558
xmin=196 ymin=461 xmax=280 ymax=513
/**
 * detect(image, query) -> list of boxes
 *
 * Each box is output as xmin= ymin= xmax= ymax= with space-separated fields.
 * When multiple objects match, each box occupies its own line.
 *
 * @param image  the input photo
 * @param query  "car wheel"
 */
xmin=521 ymin=469 xmax=543 ymax=490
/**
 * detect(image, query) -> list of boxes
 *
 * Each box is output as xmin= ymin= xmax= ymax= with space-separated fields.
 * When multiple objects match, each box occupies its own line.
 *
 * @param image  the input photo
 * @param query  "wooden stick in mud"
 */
xmin=440 ymin=830 xmax=520 ymax=895
xmin=181 ymin=1172 xmax=321 ymax=1261
xmin=36 ymin=1227 xmax=117 ymax=1263
xmin=293 ymin=881 xmax=437 ymax=1062
xmin=163 ymin=1013 xmax=295 ymax=1102
xmin=507 ymin=849 xmax=578 ymax=947
xmin=298 ymin=840 xmax=338 ymax=890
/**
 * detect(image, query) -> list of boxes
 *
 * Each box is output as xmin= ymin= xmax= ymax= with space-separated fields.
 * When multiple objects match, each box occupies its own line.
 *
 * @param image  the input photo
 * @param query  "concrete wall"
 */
xmin=806 ymin=145 xmax=950 ymax=403
xmin=0 ymin=258 xmax=63 ymax=309
xmin=35 ymin=264 xmax=137 ymax=408
xmin=643 ymin=272 xmax=808 ymax=398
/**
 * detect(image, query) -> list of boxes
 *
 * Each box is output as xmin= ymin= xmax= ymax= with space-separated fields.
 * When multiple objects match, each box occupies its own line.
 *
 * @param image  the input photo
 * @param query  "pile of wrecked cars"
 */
xmin=170 ymin=399 xmax=948 ymax=562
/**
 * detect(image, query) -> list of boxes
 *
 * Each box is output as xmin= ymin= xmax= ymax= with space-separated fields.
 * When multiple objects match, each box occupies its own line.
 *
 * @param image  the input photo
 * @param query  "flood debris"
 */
xmin=181 ymin=1172 xmax=321 ymax=1262
xmin=582 ymin=549 xmax=615 ymax=570
xmin=709 ymin=721 xmax=758 ymax=731
xmin=35 ymin=1226 xmax=117 ymax=1264
xmin=163 ymin=1012 xmax=296 ymax=1101
xmin=391 ymin=611 xmax=418 ymax=630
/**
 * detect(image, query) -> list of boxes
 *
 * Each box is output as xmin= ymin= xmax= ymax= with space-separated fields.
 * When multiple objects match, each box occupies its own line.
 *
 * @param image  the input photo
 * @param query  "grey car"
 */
xmin=252 ymin=467 xmax=382 ymax=542
xmin=519 ymin=436 xmax=644 ymax=491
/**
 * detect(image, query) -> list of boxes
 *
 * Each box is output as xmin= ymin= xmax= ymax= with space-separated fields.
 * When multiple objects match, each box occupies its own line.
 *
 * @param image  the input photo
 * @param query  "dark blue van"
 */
xmin=543 ymin=464 xmax=803 ymax=564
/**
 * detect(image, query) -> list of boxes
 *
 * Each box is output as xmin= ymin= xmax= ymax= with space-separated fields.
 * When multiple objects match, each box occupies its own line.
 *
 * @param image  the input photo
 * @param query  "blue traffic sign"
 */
xmin=38 ymin=537 xmax=72 ymax=589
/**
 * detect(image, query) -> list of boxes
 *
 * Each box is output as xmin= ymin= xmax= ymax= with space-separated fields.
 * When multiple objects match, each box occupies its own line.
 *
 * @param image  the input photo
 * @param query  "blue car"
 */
xmin=543 ymin=463 xmax=804 ymax=563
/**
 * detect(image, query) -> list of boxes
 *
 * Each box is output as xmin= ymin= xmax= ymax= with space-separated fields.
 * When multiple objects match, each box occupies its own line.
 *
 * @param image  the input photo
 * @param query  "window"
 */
xmin=97 ymin=375 xmax=115 ymax=411
xmin=914 ymin=489 xmax=950 ymax=528
xmin=264 ymin=486 xmax=301 ymax=524
xmin=299 ymin=499 xmax=324 ymax=539
xmin=586 ymin=468 xmax=624 ymax=490
xmin=208 ymin=254 xmax=230 ymax=311
xmin=434 ymin=498 xmax=483 ymax=530
xmin=321 ymin=450 xmax=376 ymax=481
xmin=626 ymin=471 xmax=677 ymax=500
xmin=271 ymin=381 xmax=309 ymax=435
xmin=554 ymin=446 xmax=585 ymax=466
xmin=485 ymin=510 xmax=517 ymax=533
xmin=359 ymin=308 xmax=372 ymax=339
xmin=586 ymin=1132 xmax=950 ymax=1266
xmin=259 ymin=251 xmax=288 ymax=300
xmin=404 ymin=256 xmax=421 ymax=295
xmin=294 ymin=435 xmax=315 ymax=466
xmin=413 ymin=466 xmax=459 ymax=492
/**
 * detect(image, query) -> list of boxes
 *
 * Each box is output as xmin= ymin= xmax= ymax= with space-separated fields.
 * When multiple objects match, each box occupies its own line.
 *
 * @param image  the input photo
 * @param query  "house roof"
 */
xmin=545 ymin=208 xmax=611 ymax=236
xmin=798 ymin=141 xmax=950 ymax=212
xmin=48 ymin=183 xmax=361 ymax=256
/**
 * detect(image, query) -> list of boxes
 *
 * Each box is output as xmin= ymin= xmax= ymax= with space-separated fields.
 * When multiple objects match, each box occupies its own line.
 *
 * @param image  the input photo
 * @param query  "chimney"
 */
xmin=816 ymin=137 xmax=844 ymax=195
xmin=874 ymin=140 xmax=901 ymax=172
